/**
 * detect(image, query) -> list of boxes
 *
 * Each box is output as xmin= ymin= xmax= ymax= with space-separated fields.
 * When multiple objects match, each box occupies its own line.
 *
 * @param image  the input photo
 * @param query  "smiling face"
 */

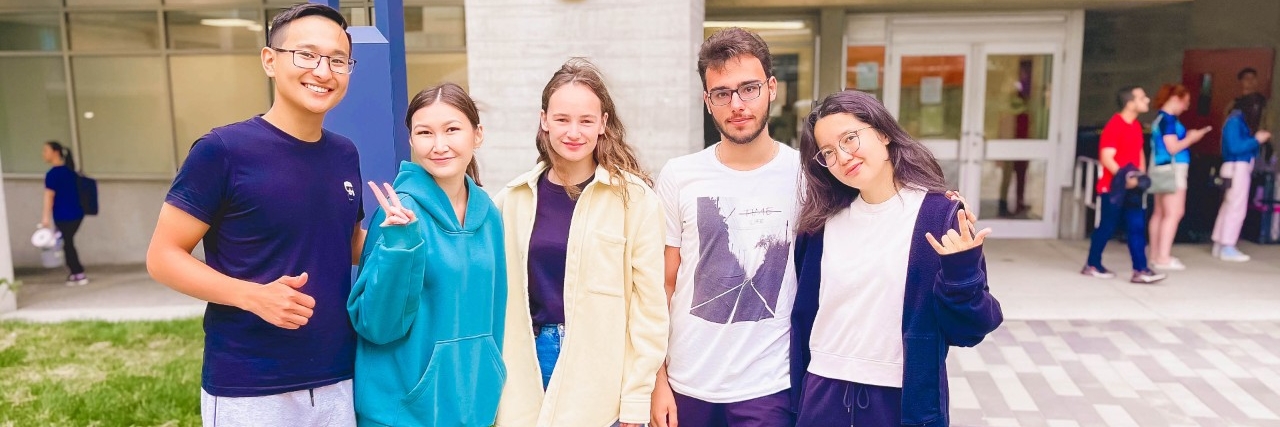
xmin=704 ymin=54 xmax=777 ymax=146
xmin=408 ymin=102 xmax=482 ymax=182
xmin=540 ymin=82 xmax=606 ymax=170
xmin=813 ymin=112 xmax=894 ymax=193
xmin=261 ymin=15 xmax=350 ymax=117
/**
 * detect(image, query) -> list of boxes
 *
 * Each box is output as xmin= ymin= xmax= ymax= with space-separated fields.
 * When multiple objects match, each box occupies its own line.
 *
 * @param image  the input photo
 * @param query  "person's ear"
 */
xmin=261 ymin=47 xmax=277 ymax=77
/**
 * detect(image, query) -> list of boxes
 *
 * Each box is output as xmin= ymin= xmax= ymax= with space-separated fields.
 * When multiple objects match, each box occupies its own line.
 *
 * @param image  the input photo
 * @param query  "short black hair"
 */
xmin=266 ymin=3 xmax=351 ymax=49
xmin=1238 ymin=67 xmax=1258 ymax=81
xmin=698 ymin=27 xmax=774 ymax=89
xmin=1116 ymin=85 xmax=1141 ymax=109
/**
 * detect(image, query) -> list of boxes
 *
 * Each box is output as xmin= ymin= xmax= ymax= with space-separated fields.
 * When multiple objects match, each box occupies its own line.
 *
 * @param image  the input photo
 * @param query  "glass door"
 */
xmin=885 ymin=42 xmax=1063 ymax=237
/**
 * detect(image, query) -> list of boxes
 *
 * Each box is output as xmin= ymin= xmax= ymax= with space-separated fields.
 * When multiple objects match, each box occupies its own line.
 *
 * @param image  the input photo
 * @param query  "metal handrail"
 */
xmin=1070 ymin=156 xmax=1103 ymax=238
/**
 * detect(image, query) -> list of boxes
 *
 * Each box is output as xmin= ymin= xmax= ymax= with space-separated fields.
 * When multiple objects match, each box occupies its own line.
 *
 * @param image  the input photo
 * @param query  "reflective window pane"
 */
xmin=407 ymin=52 xmax=468 ymax=95
xmin=980 ymin=160 xmax=1047 ymax=219
xmin=167 ymin=9 xmax=264 ymax=50
xmin=0 ymin=57 xmax=72 ymax=175
xmin=0 ymin=13 xmax=62 ymax=52
xmin=899 ymin=55 xmax=965 ymax=140
xmin=67 ymin=0 xmax=161 ymax=6
xmin=72 ymin=56 xmax=175 ymax=175
xmin=0 ymin=0 xmax=61 ymax=7
xmin=846 ymin=45 xmax=885 ymax=99
xmin=69 ymin=12 xmax=162 ymax=51
xmin=405 ymin=6 xmax=464 ymax=50
xmin=169 ymin=55 xmax=270 ymax=166
xmin=984 ymin=54 xmax=1052 ymax=140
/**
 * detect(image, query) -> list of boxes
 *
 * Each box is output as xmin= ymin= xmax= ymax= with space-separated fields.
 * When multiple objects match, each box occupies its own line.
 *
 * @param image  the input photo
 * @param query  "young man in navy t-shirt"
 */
xmin=146 ymin=4 xmax=365 ymax=425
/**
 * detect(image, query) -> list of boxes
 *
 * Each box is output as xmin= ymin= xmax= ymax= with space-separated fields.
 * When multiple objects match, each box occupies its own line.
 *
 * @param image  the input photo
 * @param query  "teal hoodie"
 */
xmin=348 ymin=161 xmax=507 ymax=427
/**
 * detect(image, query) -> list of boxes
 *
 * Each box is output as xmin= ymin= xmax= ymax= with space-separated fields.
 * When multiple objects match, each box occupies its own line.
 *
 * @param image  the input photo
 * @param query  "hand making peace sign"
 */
xmin=368 ymin=181 xmax=416 ymax=226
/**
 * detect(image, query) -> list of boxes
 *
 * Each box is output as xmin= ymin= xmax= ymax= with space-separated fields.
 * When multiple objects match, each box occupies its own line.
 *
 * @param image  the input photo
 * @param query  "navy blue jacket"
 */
xmin=790 ymin=193 xmax=1003 ymax=426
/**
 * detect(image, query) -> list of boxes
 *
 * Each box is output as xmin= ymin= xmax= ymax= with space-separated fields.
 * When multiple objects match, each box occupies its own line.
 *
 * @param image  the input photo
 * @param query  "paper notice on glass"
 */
xmin=855 ymin=62 xmax=880 ymax=91
xmin=920 ymin=76 xmax=943 ymax=105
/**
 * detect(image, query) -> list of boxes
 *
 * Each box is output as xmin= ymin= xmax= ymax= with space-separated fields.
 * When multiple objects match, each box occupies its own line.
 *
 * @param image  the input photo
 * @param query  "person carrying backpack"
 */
xmin=41 ymin=140 xmax=89 ymax=286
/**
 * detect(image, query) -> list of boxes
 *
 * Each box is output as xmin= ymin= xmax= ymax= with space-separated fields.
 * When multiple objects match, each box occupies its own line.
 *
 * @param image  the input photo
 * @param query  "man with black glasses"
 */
xmin=146 ymin=4 xmax=364 ymax=425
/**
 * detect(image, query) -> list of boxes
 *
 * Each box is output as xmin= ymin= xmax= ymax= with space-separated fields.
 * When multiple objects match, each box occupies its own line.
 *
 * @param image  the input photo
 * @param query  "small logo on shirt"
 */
xmin=344 ymin=181 xmax=355 ymax=202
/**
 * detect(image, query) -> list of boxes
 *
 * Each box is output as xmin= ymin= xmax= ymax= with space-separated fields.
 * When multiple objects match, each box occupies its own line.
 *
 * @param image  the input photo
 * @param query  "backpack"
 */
xmin=78 ymin=174 xmax=98 ymax=216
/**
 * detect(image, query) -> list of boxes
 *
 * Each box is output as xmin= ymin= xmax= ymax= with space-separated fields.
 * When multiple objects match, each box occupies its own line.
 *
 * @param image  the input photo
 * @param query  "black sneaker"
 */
xmin=1130 ymin=269 xmax=1166 ymax=284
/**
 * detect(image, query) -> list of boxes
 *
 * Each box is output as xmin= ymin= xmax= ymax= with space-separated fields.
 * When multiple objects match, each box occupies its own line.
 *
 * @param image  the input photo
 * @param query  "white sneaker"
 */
xmin=1218 ymin=246 xmax=1251 ymax=262
xmin=1212 ymin=243 xmax=1223 ymax=258
xmin=1152 ymin=258 xmax=1186 ymax=271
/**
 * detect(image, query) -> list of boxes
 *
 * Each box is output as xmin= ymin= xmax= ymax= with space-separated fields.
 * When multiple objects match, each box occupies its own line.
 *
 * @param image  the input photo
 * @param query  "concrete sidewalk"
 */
xmin=1 ymin=238 xmax=1277 ymax=322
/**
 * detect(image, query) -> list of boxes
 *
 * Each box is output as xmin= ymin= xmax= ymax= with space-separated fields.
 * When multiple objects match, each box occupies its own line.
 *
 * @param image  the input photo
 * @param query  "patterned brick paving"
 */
xmin=949 ymin=320 xmax=1280 ymax=427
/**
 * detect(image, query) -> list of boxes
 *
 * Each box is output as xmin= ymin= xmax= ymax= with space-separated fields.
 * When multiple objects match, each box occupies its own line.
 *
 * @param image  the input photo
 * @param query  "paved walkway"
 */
xmin=3 ymin=238 xmax=1278 ymax=426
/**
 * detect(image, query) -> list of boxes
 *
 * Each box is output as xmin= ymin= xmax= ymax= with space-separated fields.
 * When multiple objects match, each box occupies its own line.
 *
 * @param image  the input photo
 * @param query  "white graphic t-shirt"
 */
xmin=655 ymin=142 xmax=800 ymax=403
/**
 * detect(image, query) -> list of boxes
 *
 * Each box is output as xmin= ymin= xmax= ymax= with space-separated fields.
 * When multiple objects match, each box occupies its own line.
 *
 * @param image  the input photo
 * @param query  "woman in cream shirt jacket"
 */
xmin=493 ymin=59 xmax=669 ymax=427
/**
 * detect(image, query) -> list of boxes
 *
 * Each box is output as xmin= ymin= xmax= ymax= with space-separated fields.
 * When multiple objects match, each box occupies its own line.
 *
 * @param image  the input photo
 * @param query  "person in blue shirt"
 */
xmin=348 ymin=82 xmax=507 ymax=427
xmin=1212 ymin=94 xmax=1271 ymax=262
xmin=1147 ymin=84 xmax=1211 ymax=271
xmin=41 ymin=140 xmax=88 ymax=286
xmin=146 ymin=4 xmax=364 ymax=425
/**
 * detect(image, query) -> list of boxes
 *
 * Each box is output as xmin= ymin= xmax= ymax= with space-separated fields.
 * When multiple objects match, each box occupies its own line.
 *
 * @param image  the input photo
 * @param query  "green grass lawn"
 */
xmin=0 ymin=318 xmax=203 ymax=427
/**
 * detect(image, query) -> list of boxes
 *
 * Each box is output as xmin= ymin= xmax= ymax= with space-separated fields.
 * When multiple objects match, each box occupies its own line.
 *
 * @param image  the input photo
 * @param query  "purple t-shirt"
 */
xmin=165 ymin=116 xmax=363 ymax=397
xmin=44 ymin=165 xmax=84 ymax=222
xmin=527 ymin=171 xmax=589 ymax=326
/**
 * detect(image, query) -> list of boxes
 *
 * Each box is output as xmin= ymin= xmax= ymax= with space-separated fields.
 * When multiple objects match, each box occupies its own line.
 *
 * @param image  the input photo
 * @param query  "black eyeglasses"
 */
xmin=706 ymin=82 xmax=766 ymax=106
xmin=269 ymin=47 xmax=356 ymax=75
xmin=813 ymin=126 xmax=875 ymax=168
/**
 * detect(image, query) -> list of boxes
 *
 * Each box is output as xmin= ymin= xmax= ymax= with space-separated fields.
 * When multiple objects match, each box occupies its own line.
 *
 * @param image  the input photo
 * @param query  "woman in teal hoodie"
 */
xmin=348 ymin=82 xmax=507 ymax=426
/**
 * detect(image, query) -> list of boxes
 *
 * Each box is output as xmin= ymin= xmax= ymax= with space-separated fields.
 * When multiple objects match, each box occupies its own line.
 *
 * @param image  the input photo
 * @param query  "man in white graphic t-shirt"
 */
xmin=651 ymin=27 xmax=799 ymax=427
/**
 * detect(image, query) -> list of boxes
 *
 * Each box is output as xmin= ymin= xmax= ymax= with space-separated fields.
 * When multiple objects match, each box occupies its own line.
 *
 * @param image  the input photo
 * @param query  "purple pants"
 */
xmin=673 ymin=389 xmax=794 ymax=427
xmin=795 ymin=373 xmax=901 ymax=427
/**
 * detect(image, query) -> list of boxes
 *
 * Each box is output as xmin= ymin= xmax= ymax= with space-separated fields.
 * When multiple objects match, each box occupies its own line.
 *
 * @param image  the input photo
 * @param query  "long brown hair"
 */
xmin=406 ymin=82 xmax=482 ymax=186
xmin=536 ymin=58 xmax=651 ymax=200
xmin=797 ymin=90 xmax=948 ymax=235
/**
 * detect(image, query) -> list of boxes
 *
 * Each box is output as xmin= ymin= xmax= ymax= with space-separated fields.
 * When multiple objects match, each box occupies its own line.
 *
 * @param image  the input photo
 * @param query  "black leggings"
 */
xmin=54 ymin=220 xmax=84 ymax=275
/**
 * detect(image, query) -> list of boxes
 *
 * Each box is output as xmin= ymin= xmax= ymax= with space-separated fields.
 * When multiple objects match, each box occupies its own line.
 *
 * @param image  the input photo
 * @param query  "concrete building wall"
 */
xmin=4 ymin=180 xmax=167 ymax=269
xmin=1079 ymin=0 xmax=1280 ymax=128
xmin=464 ymin=0 xmax=706 ymax=188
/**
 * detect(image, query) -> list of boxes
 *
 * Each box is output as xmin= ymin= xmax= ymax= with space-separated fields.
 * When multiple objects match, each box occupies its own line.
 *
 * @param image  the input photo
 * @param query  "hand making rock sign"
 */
xmin=925 ymin=208 xmax=993 ymax=255
xmin=367 ymin=181 xmax=416 ymax=226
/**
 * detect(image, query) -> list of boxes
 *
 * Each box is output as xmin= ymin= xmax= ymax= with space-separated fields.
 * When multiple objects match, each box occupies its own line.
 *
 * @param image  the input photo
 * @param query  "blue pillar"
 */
xmin=375 ymin=0 xmax=411 ymax=163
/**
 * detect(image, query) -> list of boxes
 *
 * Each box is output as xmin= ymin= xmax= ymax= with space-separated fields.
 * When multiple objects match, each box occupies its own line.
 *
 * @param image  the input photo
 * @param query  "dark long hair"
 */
xmin=535 ymin=58 xmax=651 ymax=201
xmin=406 ymin=82 xmax=482 ymax=186
xmin=796 ymin=90 xmax=948 ymax=234
xmin=45 ymin=140 xmax=76 ymax=172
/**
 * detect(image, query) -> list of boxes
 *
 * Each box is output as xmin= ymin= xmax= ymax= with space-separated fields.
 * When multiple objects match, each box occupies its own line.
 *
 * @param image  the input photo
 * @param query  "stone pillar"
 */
xmin=465 ymin=0 xmax=706 ymax=188
xmin=0 ymin=157 xmax=15 ymax=314
xmin=817 ymin=7 xmax=847 ymax=98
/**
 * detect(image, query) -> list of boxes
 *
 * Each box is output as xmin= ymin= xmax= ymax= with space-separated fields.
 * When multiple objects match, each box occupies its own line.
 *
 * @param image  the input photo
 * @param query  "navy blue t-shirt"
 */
xmin=165 ymin=116 xmax=363 ymax=397
xmin=44 ymin=165 xmax=84 ymax=222
xmin=527 ymin=172 xmax=588 ymax=326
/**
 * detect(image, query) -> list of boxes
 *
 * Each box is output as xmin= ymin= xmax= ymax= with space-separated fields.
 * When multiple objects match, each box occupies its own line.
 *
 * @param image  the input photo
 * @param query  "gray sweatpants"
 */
xmin=200 ymin=379 xmax=355 ymax=427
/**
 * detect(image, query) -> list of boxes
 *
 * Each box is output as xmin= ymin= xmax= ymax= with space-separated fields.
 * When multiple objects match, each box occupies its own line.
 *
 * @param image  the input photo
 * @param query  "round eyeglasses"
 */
xmin=813 ymin=126 xmax=874 ymax=168
xmin=269 ymin=47 xmax=356 ymax=75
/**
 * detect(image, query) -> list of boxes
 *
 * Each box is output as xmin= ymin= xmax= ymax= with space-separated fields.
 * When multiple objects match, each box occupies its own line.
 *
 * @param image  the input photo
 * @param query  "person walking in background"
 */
xmin=494 ymin=59 xmax=668 ymax=427
xmin=1082 ymin=86 xmax=1166 ymax=284
xmin=146 ymin=4 xmax=364 ymax=425
xmin=790 ymin=89 xmax=1003 ymax=427
xmin=348 ymin=83 xmax=507 ymax=427
xmin=1212 ymin=94 xmax=1271 ymax=262
xmin=1147 ymin=84 xmax=1211 ymax=271
xmin=41 ymin=140 xmax=88 ymax=286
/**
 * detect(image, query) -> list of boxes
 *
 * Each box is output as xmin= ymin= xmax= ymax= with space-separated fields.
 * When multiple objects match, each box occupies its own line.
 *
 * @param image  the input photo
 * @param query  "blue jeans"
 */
xmin=534 ymin=324 xmax=564 ymax=390
xmin=1087 ymin=191 xmax=1149 ymax=271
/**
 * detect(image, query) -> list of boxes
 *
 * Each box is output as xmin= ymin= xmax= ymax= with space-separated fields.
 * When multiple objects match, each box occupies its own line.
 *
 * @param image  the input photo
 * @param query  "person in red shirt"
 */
xmin=1082 ymin=86 xmax=1166 ymax=284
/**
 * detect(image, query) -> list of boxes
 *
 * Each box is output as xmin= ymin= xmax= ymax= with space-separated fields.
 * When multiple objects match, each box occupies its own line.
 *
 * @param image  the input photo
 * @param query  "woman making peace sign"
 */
xmin=347 ymin=83 xmax=507 ymax=427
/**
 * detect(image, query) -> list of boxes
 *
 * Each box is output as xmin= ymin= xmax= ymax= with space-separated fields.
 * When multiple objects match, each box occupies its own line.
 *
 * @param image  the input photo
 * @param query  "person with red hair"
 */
xmin=1147 ymin=84 xmax=1211 ymax=271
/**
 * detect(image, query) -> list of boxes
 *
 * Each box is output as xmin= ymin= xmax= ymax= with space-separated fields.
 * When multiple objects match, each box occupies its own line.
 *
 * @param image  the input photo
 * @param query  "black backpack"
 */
xmin=78 ymin=174 xmax=98 ymax=216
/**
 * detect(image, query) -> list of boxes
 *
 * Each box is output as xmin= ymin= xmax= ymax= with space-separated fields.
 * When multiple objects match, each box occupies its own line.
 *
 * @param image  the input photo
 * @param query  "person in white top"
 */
xmin=790 ymin=90 xmax=1003 ymax=426
xmin=651 ymin=27 xmax=799 ymax=427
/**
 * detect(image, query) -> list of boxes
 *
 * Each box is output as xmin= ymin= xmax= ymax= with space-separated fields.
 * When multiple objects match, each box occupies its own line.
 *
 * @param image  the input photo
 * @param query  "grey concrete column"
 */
xmin=465 ymin=0 xmax=706 ymax=188
xmin=817 ymin=7 xmax=846 ymax=99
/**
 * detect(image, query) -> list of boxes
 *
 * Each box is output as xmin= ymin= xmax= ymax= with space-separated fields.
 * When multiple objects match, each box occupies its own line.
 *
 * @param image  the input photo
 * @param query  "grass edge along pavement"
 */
xmin=0 ymin=318 xmax=202 ymax=427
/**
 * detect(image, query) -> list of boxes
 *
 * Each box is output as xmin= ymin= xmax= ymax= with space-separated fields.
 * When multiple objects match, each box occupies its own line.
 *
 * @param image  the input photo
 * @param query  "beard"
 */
xmin=713 ymin=102 xmax=772 ymax=145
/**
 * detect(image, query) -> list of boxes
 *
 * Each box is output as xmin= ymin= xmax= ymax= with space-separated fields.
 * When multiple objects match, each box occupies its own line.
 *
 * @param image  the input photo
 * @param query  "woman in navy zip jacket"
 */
xmin=790 ymin=90 xmax=1003 ymax=426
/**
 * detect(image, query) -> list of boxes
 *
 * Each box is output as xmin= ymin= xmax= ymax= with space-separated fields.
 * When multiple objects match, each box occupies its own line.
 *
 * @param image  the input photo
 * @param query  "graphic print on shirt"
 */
xmin=692 ymin=196 xmax=791 ymax=324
